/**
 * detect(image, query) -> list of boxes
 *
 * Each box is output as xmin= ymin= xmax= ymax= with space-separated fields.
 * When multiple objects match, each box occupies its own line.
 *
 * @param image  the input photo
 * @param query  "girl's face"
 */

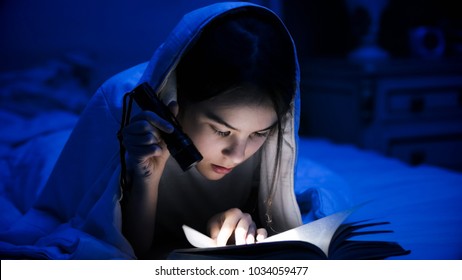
xmin=179 ymin=93 xmax=277 ymax=181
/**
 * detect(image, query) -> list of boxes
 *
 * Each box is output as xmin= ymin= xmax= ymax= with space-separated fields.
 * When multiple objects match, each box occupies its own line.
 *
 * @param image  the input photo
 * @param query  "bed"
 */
xmin=1 ymin=57 xmax=461 ymax=259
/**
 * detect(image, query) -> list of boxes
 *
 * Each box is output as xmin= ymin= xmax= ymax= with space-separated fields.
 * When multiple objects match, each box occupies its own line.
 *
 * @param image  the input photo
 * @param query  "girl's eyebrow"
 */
xmin=204 ymin=111 xmax=239 ymax=131
xmin=258 ymin=122 xmax=277 ymax=132
xmin=204 ymin=110 xmax=277 ymax=132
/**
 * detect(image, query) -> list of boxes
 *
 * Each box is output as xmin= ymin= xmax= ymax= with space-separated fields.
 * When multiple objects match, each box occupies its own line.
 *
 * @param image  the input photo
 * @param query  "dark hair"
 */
xmin=176 ymin=11 xmax=296 ymax=228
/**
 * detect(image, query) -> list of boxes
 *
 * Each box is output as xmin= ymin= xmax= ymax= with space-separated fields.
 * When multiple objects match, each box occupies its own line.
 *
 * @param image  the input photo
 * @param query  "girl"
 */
xmin=120 ymin=4 xmax=302 ymax=258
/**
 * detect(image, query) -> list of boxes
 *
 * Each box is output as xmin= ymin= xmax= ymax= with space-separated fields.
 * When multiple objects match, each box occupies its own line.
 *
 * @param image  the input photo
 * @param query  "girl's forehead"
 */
xmin=180 ymin=85 xmax=278 ymax=130
xmin=205 ymin=86 xmax=273 ymax=108
xmin=198 ymin=91 xmax=275 ymax=116
xmin=198 ymin=101 xmax=277 ymax=131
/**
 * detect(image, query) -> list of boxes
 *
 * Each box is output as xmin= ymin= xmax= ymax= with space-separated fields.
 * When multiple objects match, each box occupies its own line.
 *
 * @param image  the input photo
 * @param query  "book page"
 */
xmin=182 ymin=225 xmax=217 ymax=248
xmin=182 ymin=208 xmax=355 ymax=256
xmin=260 ymin=208 xmax=354 ymax=256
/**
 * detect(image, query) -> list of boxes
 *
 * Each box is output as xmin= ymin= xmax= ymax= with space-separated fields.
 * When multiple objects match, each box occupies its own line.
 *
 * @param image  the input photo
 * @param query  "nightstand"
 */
xmin=299 ymin=58 xmax=462 ymax=172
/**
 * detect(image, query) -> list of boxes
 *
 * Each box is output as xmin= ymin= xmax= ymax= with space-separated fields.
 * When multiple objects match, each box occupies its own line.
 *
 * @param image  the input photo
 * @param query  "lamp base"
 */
xmin=348 ymin=44 xmax=390 ymax=62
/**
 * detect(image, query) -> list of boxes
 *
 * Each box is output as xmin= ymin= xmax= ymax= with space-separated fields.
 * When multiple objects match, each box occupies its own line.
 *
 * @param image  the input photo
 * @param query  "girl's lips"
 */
xmin=211 ymin=164 xmax=233 ymax=175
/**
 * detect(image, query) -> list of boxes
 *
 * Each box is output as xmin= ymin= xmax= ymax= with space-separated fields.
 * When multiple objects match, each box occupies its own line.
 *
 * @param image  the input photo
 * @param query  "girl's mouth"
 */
xmin=211 ymin=164 xmax=233 ymax=175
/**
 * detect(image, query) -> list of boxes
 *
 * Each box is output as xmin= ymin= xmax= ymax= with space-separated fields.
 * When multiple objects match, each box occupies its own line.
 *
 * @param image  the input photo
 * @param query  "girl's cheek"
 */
xmin=189 ymin=129 xmax=221 ymax=157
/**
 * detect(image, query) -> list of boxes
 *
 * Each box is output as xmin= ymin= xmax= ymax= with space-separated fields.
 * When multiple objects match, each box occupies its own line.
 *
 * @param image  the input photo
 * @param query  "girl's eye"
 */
xmin=251 ymin=131 xmax=270 ymax=138
xmin=212 ymin=127 xmax=230 ymax=137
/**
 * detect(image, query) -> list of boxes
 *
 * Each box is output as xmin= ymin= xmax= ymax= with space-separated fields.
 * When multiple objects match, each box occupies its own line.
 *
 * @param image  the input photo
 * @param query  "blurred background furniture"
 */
xmin=299 ymin=58 xmax=462 ymax=172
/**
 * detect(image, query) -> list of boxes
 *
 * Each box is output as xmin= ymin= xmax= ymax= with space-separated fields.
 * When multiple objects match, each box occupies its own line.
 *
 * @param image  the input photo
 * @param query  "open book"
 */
xmin=167 ymin=207 xmax=411 ymax=260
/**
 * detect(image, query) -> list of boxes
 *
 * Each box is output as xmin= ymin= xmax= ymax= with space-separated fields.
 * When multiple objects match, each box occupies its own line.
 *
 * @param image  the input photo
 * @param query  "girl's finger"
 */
xmin=244 ymin=222 xmax=257 ymax=244
xmin=216 ymin=220 xmax=238 ymax=247
xmin=167 ymin=100 xmax=179 ymax=117
xmin=234 ymin=214 xmax=253 ymax=245
xmin=215 ymin=209 xmax=242 ymax=246
xmin=208 ymin=221 xmax=222 ymax=241
xmin=125 ymin=143 xmax=163 ymax=159
xmin=256 ymin=228 xmax=268 ymax=242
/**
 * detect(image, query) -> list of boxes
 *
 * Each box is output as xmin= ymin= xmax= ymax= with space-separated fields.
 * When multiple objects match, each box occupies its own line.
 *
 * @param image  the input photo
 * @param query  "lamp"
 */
xmin=346 ymin=0 xmax=390 ymax=61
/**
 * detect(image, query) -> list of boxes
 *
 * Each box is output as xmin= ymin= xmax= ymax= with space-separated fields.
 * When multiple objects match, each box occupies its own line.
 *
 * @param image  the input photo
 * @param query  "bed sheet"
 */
xmin=0 ymin=55 xmax=91 ymax=215
xmin=296 ymin=137 xmax=462 ymax=259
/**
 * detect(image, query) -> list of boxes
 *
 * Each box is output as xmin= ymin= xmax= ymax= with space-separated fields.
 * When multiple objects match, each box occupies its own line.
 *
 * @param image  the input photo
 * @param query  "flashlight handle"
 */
xmin=130 ymin=83 xmax=179 ymax=127
xmin=129 ymin=82 xmax=203 ymax=171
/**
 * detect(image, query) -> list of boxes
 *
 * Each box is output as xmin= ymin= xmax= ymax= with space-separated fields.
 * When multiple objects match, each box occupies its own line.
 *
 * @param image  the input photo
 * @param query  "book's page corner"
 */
xmin=182 ymin=224 xmax=216 ymax=248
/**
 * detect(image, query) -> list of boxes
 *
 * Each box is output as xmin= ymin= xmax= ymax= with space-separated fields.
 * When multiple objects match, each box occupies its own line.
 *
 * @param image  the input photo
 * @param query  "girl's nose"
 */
xmin=222 ymin=138 xmax=247 ymax=164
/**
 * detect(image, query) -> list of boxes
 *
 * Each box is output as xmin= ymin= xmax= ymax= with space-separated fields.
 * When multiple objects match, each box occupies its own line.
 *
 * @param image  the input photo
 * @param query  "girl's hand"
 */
xmin=207 ymin=208 xmax=268 ymax=246
xmin=121 ymin=102 xmax=178 ymax=178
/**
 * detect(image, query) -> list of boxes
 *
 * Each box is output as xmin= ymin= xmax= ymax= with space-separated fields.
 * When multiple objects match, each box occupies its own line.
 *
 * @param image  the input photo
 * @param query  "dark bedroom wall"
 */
xmin=282 ymin=0 xmax=462 ymax=60
xmin=0 ymin=0 xmax=254 ymax=90
xmin=2 ymin=0 xmax=461 ymax=87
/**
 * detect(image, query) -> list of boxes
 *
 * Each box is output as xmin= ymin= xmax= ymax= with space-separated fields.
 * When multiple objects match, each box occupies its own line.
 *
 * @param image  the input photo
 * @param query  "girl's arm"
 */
xmin=120 ymin=109 xmax=174 ymax=257
xmin=121 ymin=161 xmax=165 ymax=257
